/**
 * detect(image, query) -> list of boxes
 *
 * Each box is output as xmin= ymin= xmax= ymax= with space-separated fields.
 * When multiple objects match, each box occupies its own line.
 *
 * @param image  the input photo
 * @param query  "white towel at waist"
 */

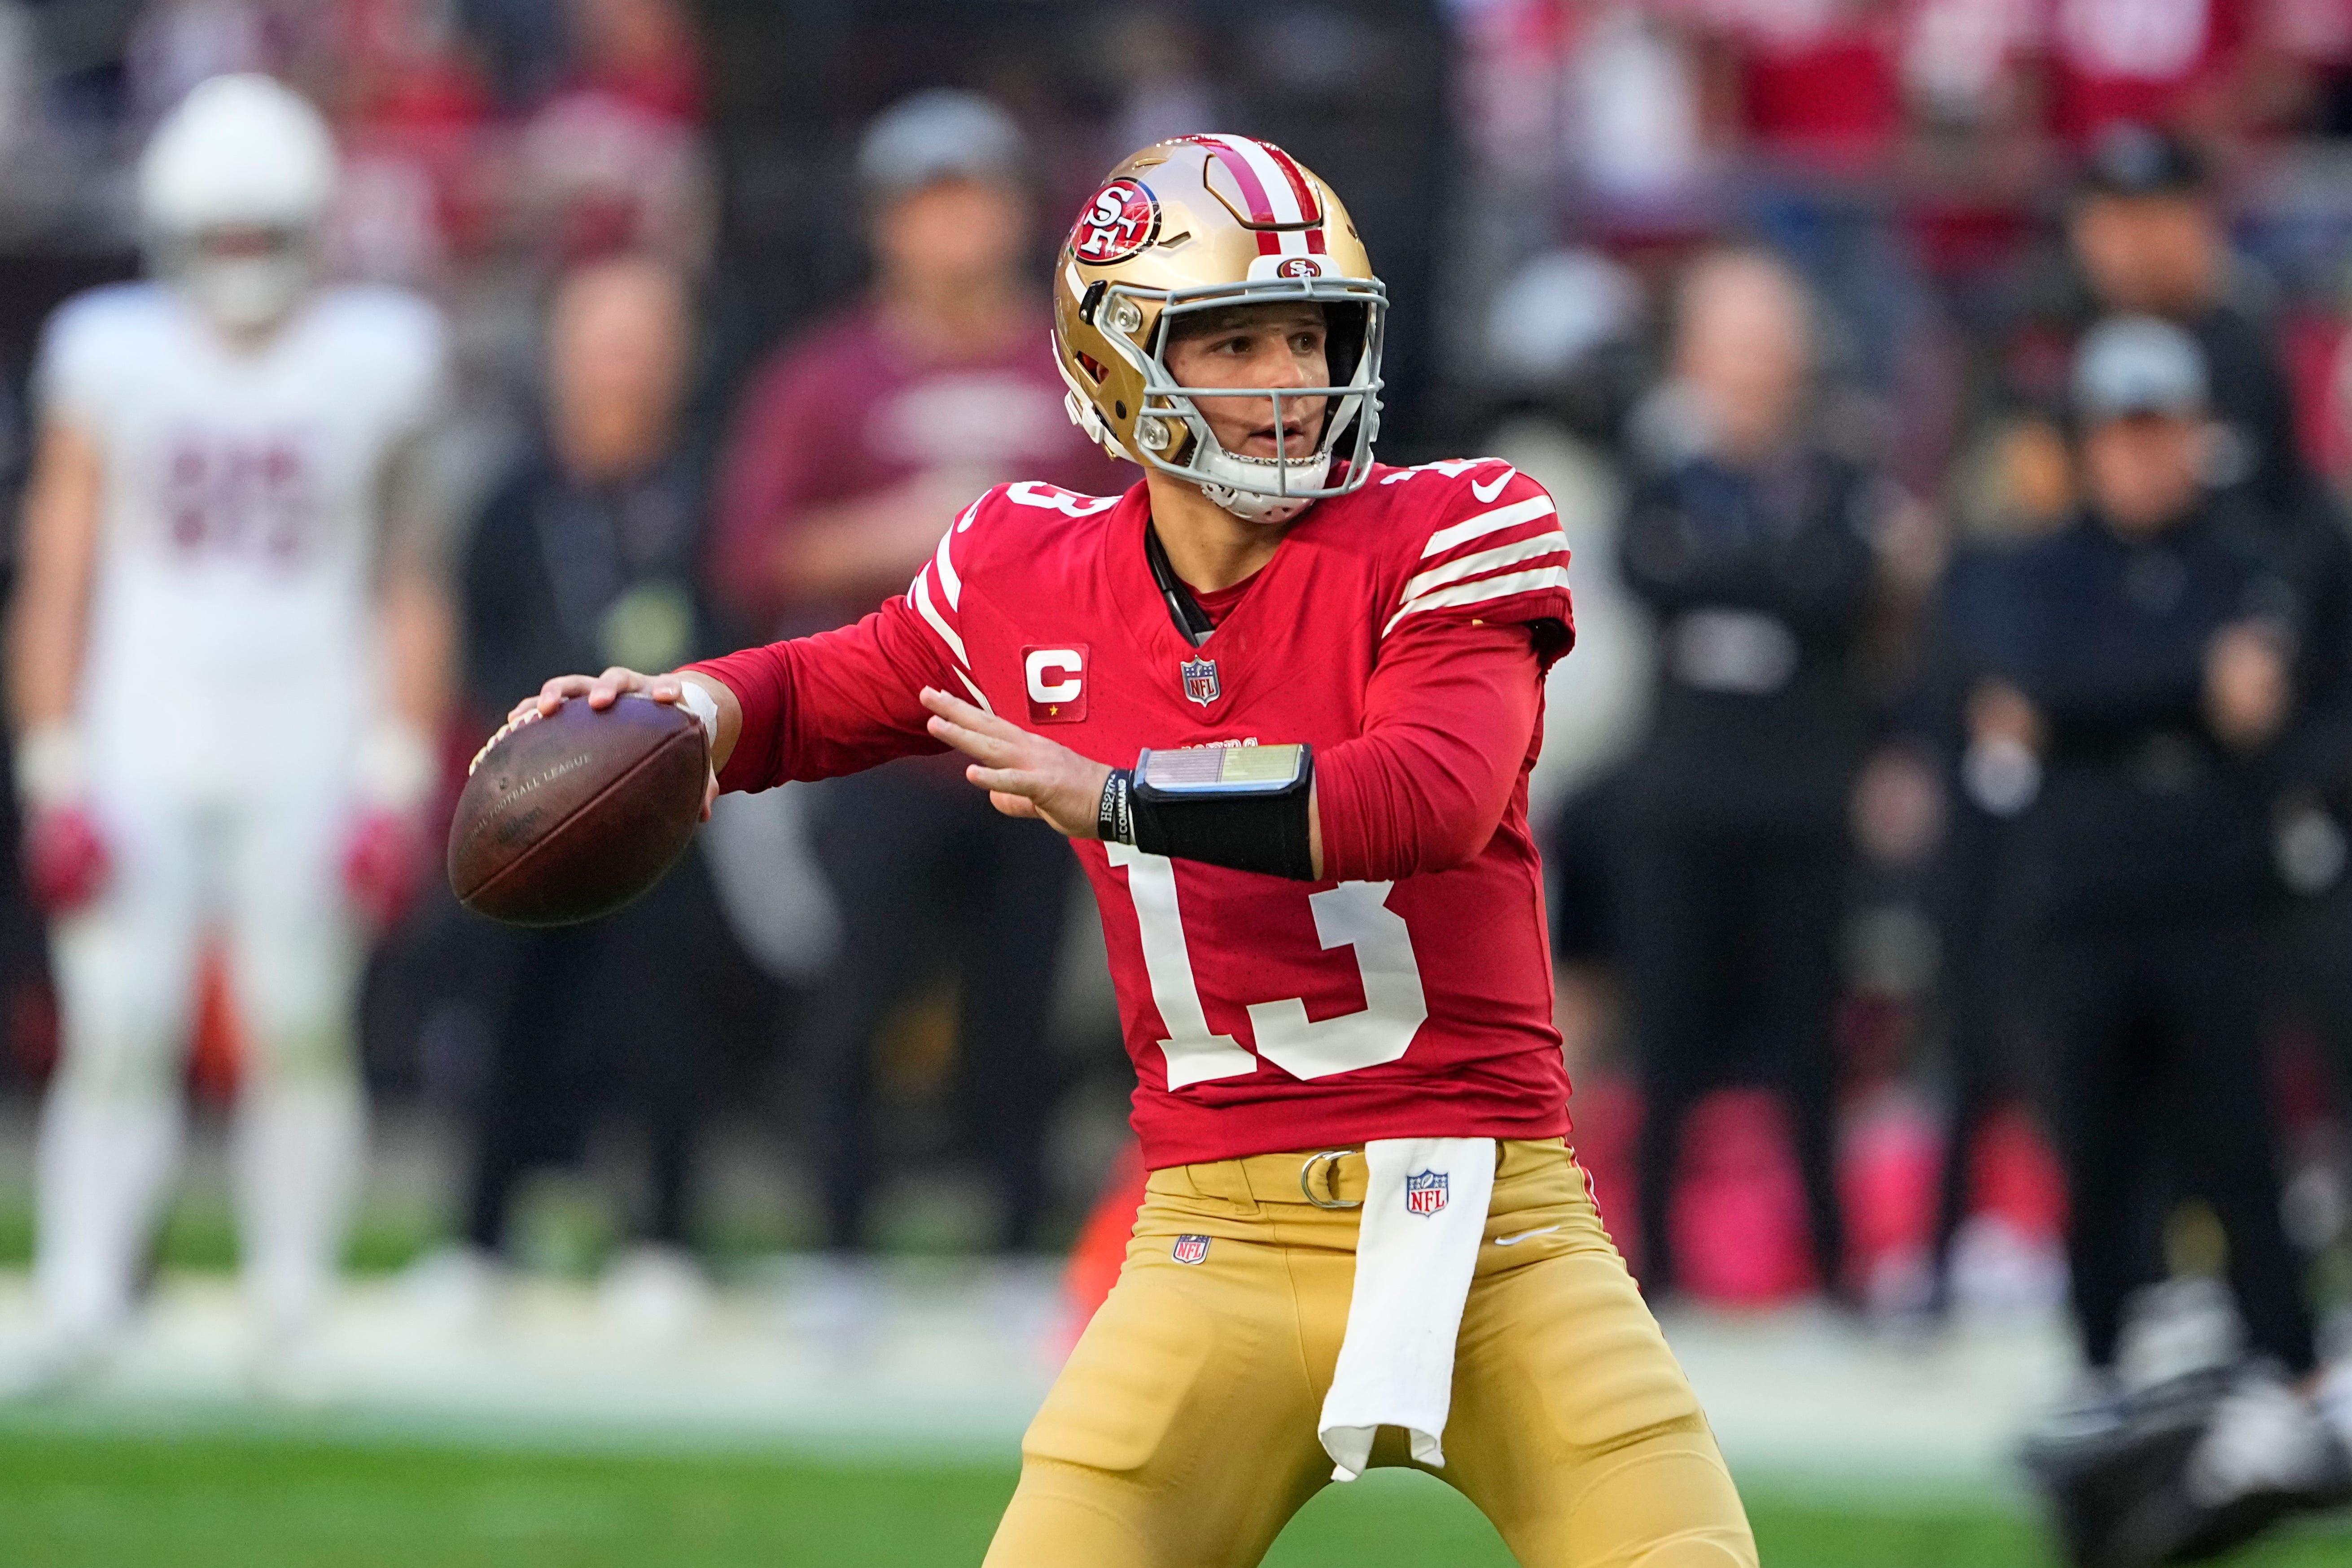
xmin=1318 ymin=1136 xmax=1498 ymax=1482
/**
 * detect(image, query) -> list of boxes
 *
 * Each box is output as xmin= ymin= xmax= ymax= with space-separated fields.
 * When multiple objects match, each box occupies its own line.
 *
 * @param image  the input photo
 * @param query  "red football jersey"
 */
xmin=694 ymin=460 xmax=1576 ymax=1168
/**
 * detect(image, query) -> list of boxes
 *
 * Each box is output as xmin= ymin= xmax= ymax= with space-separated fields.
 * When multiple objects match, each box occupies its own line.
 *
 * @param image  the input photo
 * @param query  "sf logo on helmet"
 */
xmin=1276 ymin=256 xmax=1326 ymax=279
xmin=1073 ymin=180 xmax=1160 ymax=265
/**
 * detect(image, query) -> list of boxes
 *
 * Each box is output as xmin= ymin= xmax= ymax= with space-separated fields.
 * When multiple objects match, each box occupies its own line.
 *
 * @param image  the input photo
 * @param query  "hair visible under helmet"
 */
xmin=1053 ymin=135 xmax=1386 ymax=525
xmin=138 ymin=74 xmax=337 ymax=334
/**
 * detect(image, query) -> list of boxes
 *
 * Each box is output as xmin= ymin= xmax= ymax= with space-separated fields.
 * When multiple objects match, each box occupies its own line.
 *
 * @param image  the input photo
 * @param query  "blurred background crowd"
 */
xmin=4 ymin=0 xmax=2352 ymax=1380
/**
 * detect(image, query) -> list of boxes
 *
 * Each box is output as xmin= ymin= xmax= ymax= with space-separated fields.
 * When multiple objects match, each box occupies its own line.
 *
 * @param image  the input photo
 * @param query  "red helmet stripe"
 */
xmin=1257 ymin=142 xmax=1325 ymax=225
xmin=1192 ymin=135 xmax=1281 ymax=225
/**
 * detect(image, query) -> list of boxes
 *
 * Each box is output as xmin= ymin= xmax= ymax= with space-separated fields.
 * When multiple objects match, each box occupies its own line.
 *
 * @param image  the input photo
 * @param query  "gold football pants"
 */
xmin=985 ymin=1138 xmax=1755 ymax=1568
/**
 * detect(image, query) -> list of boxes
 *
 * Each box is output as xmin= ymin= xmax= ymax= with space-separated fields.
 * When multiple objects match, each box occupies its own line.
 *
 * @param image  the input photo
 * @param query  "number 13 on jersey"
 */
xmin=1105 ymin=842 xmax=1429 ymax=1088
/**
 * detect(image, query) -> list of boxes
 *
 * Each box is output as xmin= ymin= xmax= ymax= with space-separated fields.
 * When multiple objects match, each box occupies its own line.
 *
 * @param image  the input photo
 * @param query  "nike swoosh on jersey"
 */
xmin=1470 ymin=468 xmax=1515 ymax=504
xmin=1492 ymin=1225 xmax=1561 ymax=1247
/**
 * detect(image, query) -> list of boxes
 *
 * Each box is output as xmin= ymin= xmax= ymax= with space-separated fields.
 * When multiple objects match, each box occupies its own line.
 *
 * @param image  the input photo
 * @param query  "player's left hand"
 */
xmin=920 ymin=688 xmax=1111 ymax=840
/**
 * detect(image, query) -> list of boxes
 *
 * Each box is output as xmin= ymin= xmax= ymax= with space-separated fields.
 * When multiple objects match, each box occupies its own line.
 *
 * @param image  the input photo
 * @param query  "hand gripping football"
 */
xmin=447 ymin=695 xmax=708 ymax=926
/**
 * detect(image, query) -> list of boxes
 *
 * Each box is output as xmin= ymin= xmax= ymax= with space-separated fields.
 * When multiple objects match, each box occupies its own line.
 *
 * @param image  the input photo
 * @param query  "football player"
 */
xmin=5 ymin=75 xmax=451 ymax=1390
xmin=523 ymin=136 xmax=1753 ymax=1564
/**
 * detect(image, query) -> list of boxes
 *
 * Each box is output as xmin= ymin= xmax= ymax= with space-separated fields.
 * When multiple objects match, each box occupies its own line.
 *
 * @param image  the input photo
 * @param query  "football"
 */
xmin=447 ymin=694 xmax=709 ymax=926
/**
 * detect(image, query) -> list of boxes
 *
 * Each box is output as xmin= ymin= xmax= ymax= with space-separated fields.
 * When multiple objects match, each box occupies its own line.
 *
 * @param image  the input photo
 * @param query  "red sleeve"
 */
xmin=1380 ymin=464 xmax=1574 ymax=662
xmin=707 ymin=345 xmax=834 ymax=631
xmin=1314 ymin=618 xmax=1546 ymax=882
xmin=687 ymin=590 xmax=956 ymax=793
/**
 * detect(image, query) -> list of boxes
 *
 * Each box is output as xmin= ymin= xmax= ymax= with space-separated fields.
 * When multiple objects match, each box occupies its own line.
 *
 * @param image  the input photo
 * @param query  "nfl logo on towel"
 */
xmin=1404 ymin=1170 xmax=1449 ymax=1216
xmin=1172 ymin=1234 xmax=1211 ymax=1265
xmin=1180 ymin=657 xmax=1221 ymax=707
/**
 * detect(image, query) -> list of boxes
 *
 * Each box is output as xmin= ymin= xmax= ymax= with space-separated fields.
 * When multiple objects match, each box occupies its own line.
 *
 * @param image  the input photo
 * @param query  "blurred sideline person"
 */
xmin=709 ymin=91 xmax=1125 ymax=1255
xmin=2013 ymin=319 xmax=2351 ymax=1567
xmin=1921 ymin=417 xmax=2076 ymax=1312
xmin=2063 ymin=127 xmax=2315 ymax=532
xmin=515 ymin=131 xmax=1754 ymax=1568
xmin=412 ymin=255 xmax=731 ymax=1334
xmin=1615 ymin=250 xmax=1881 ymax=1302
xmin=3 ymin=75 xmax=452 ymax=1391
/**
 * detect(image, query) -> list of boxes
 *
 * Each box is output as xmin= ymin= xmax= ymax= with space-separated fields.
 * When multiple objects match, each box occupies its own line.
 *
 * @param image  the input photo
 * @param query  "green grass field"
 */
xmin=2 ymin=1426 xmax=2350 ymax=1568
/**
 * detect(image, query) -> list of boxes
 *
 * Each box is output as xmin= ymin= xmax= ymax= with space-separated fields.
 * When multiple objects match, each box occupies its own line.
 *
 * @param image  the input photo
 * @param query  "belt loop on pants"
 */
xmin=1300 ymin=1149 xmax=1363 ymax=1209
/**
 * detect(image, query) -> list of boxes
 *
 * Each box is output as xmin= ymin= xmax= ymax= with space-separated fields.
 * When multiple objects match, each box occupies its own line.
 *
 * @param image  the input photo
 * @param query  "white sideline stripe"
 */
xmin=1382 ymin=565 xmax=1573 ymax=638
xmin=1402 ymin=530 xmax=1567 ymax=604
xmin=933 ymin=526 xmax=962 ymax=611
xmin=911 ymin=568 xmax=971 ymax=670
xmin=1421 ymin=495 xmax=1556 ymax=557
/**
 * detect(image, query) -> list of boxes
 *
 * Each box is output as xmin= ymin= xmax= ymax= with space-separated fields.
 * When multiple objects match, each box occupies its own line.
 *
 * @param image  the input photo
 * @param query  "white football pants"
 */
xmin=35 ymin=764 xmax=363 ymax=1345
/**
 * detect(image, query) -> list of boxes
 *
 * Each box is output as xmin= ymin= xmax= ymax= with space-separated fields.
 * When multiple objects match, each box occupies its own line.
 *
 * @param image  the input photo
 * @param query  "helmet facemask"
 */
xmin=1097 ymin=277 xmax=1386 ymax=524
xmin=163 ymin=227 xmax=320 ymax=334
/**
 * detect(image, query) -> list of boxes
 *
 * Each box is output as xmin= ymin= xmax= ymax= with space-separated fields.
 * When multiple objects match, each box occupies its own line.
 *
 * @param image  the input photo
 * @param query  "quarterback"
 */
xmin=530 ymin=136 xmax=1752 ymax=1565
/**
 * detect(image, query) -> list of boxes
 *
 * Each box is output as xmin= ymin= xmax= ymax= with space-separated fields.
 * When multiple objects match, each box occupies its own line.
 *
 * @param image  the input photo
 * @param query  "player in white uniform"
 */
xmin=4 ymin=74 xmax=452 ymax=1389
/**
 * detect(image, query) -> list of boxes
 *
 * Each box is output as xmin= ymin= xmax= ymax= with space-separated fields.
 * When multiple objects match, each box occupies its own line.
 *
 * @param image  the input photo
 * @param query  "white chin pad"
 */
xmin=1193 ymin=444 xmax=1330 ymax=524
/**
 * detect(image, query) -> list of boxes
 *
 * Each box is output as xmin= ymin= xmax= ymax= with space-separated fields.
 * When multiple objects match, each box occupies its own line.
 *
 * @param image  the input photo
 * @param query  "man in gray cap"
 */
xmin=1998 ymin=317 xmax=2352 ymax=1567
xmin=709 ymin=91 xmax=1125 ymax=1258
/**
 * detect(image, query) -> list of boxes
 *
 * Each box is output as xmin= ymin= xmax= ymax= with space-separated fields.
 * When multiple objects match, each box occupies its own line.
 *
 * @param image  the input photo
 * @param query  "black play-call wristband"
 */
xmin=1098 ymin=744 xmax=1315 ymax=880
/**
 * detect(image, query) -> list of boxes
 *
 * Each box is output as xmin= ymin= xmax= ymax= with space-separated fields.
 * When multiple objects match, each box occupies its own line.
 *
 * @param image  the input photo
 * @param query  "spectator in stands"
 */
xmin=514 ymin=0 xmax=713 ymax=272
xmin=2041 ymin=0 xmax=2251 ymax=142
xmin=709 ymin=90 xmax=1125 ymax=1256
xmin=1987 ymin=316 xmax=2316 ymax=1391
xmin=1615 ymin=249 xmax=1885 ymax=1304
xmin=429 ymin=254 xmax=735 ymax=1331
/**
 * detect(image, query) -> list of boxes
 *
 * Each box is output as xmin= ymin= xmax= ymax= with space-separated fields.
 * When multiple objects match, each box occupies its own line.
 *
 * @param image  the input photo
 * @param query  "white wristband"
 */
xmin=675 ymin=678 xmax=720 ymax=747
xmin=14 ymin=724 xmax=86 ymax=810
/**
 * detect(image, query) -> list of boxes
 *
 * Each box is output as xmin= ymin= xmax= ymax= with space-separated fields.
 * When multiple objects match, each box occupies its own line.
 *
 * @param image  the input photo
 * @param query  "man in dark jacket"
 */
xmin=1616 ymin=250 xmax=1882 ymax=1302
xmin=441 ymin=254 xmax=734 ymax=1322
xmin=1992 ymin=315 xmax=2308 ymax=1379
xmin=2004 ymin=315 xmax=2352 ymax=1568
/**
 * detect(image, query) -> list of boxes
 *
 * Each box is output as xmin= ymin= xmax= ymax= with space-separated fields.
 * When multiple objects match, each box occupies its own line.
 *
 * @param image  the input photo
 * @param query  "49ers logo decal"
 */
xmin=1072 ymin=179 xmax=1160 ymax=264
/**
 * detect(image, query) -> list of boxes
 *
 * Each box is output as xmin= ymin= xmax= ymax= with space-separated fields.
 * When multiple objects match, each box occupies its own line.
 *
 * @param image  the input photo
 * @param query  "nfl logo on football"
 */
xmin=1172 ymin=1234 xmax=1211 ymax=1266
xmin=1404 ymin=1169 xmax=1449 ymax=1216
xmin=1180 ymin=656 xmax=1220 ymax=707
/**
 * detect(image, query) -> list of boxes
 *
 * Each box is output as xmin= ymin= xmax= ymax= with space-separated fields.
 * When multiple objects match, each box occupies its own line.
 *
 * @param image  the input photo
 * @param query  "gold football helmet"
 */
xmin=1053 ymin=134 xmax=1386 ymax=523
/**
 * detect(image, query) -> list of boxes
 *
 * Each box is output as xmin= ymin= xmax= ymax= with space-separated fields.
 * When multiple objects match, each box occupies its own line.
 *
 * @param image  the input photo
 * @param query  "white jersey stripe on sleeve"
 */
xmin=1381 ymin=565 xmax=1573 ymax=638
xmin=953 ymin=666 xmax=994 ymax=714
xmin=933 ymin=525 xmax=963 ymax=611
xmin=1401 ymin=530 xmax=1568 ymax=604
xmin=1421 ymin=494 xmax=1556 ymax=557
xmin=910 ymin=565 xmax=971 ymax=670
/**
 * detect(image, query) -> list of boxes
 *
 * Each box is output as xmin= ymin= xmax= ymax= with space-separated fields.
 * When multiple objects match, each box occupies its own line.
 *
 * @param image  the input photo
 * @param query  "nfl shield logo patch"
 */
xmin=1172 ymin=1234 xmax=1211 ymax=1265
xmin=1404 ymin=1170 xmax=1449 ymax=1217
xmin=1180 ymin=657 xmax=1221 ymax=707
